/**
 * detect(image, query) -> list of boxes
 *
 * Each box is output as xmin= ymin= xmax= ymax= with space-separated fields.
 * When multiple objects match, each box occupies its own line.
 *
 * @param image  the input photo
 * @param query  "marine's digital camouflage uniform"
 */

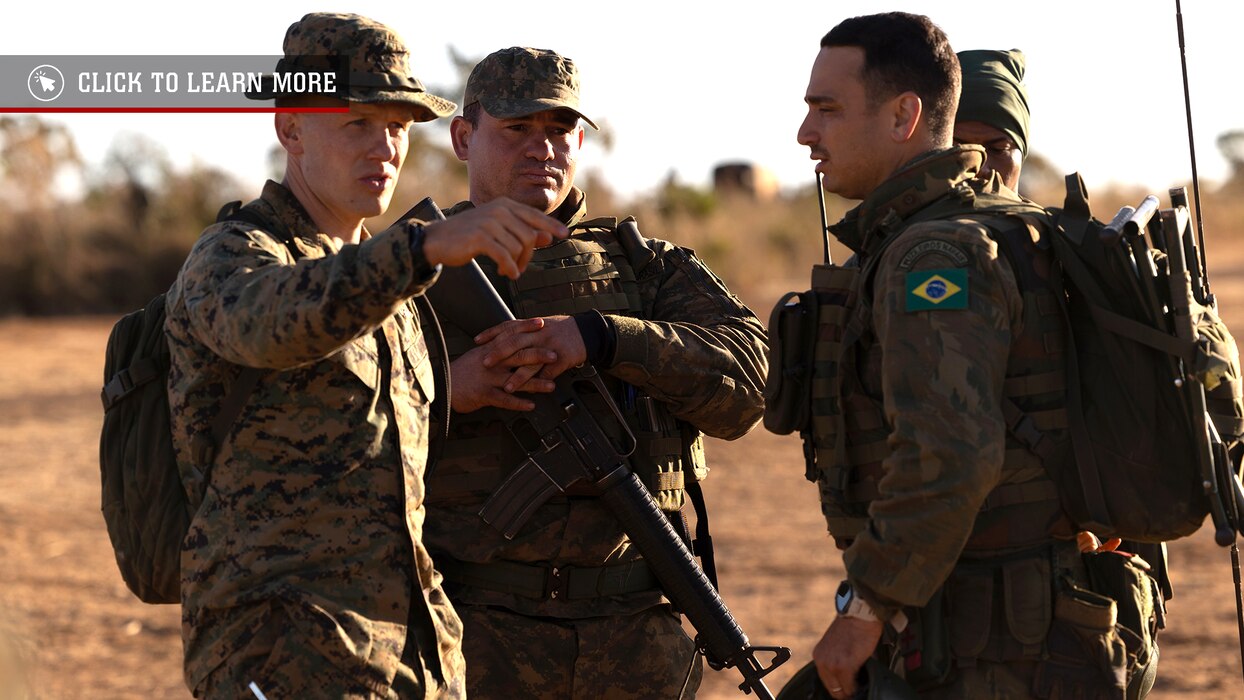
xmin=165 ymin=182 xmax=467 ymax=700
xmin=163 ymin=12 xmax=463 ymax=698
xmin=165 ymin=182 xmax=464 ymax=699
xmin=424 ymin=186 xmax=768 ymax=698
xmin=800 ymin=146 xmax=1132 ymax=698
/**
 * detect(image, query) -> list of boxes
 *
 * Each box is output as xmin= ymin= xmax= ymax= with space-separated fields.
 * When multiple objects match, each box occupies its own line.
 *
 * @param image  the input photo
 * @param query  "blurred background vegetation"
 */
xmin=1 ymin=109 xmax=1242 ymax=317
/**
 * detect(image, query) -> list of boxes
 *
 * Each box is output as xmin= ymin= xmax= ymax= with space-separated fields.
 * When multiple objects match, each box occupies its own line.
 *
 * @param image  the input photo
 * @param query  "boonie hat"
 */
xmin=247 ymin=12 xmax=456 ymax=122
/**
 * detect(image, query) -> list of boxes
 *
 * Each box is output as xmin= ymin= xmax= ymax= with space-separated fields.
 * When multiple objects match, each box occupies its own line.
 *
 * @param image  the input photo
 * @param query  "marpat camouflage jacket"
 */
xmin=165 ymin=181 xmax=463 ymax=693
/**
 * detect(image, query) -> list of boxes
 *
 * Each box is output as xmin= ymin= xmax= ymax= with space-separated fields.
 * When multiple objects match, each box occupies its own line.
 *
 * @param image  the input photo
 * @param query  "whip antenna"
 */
xmin=1175 ymin=0 xmax=1210 ymax=293
xmin=816 ymin=172 xmax=832 ymax=264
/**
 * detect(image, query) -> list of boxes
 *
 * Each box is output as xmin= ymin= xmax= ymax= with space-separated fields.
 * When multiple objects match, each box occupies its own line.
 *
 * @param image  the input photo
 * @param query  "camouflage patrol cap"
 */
xmin=463 ymin=47 xmax=599 ymax=130
xmin=246 ymin=12 xmax=456 ymax=122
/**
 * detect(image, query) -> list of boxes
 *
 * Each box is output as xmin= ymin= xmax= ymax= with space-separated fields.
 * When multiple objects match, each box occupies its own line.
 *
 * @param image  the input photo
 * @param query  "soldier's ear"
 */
xmin=275 ymin=113 xmax=304 ymax=156
xmin=449 ymin=115 xmax=472 ymax=162
xmin=889 ymin=92 xmax=922 ymax=143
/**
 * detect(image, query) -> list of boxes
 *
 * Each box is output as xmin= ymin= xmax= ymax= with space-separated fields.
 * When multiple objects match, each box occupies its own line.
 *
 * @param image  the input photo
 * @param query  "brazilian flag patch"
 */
xmin=906 ymin=269 xmax=968 ymax=311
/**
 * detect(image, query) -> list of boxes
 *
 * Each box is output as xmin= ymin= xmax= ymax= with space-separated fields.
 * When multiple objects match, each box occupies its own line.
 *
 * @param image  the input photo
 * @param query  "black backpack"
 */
xmin=1025 ymin=175 xmax=1244 ymax=543
xmin=99 ymin=202 xmax=292 ymax=604
xmin=764 ymin=174 xmax=1244 ymax=544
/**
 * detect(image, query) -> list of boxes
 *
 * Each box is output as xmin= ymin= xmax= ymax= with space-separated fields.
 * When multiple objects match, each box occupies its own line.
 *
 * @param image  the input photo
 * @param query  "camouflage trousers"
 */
xmin=191 ymin=603 xmax=464 ymax=700
xmin=457 ymin=604 xmax=703 ymax=699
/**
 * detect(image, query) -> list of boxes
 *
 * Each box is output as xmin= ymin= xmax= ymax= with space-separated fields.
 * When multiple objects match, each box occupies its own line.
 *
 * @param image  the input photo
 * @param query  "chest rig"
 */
xmin=798 ymin=204 xmax=1073 ymax=553
xmin=426 ymin=217 xmax=707 ymax=515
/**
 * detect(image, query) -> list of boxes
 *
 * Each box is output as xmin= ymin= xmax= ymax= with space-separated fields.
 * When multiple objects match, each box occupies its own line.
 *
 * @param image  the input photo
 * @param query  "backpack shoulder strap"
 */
xmin=215 ymin=198 xmax=300 ymax=252
xmin=415 ymin=293 xmax=452 ymax=479
xmin=187 ymin=200 xmax=304 ymax=481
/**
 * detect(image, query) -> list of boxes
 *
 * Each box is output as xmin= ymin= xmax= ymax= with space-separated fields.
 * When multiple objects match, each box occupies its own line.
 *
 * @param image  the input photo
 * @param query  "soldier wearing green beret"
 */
xmin=164 ymin=13 xmax=567 ymax=699
xmin=785 ymin=12 xmax=1141 ymax=699
xmin=421 ymin=47 xmax=769 ymax=698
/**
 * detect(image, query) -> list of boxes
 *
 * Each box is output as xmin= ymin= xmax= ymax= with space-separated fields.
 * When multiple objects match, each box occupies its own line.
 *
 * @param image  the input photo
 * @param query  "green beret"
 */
xmin=956 ymin=49 xmax=1030 ymax=157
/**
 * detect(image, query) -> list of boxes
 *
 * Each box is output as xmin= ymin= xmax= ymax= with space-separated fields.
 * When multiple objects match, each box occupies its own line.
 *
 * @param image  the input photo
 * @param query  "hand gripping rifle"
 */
xmin=410 ymin=198 xmax=790 ymax=698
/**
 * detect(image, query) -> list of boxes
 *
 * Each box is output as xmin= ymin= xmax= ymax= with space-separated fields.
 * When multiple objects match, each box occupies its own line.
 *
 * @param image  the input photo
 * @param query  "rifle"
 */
xmin=409 ymin=198 xmax=790 ymax=698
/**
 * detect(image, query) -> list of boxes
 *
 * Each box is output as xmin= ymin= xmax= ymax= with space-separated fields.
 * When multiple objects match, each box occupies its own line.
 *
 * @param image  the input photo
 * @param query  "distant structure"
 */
xmin=713 ymin=161 xmax=779 ymax=201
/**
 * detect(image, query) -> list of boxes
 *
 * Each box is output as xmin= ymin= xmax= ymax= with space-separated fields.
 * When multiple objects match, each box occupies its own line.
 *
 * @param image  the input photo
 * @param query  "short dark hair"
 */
xmin=822 ymin=12 xmax=960 ymax=140
xmin=462 ymin=101 xmax=482 ymax=127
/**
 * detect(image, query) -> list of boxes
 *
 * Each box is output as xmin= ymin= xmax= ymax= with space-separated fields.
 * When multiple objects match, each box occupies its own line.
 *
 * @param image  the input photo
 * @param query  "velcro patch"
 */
xmin=906 ymin=269 xmax=968 ymax=311
xmin=897 ymin=240 xmax=970 ymax=270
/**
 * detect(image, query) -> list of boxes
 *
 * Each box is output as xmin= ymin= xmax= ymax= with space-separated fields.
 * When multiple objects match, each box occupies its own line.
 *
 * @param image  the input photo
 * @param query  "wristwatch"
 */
xmin=835 ymin=580 xmax=908 ymax=632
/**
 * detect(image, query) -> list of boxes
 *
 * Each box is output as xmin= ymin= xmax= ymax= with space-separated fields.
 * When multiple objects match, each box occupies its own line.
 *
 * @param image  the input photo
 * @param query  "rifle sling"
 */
xmin=686 ymin=480 xmax=719 ymax=591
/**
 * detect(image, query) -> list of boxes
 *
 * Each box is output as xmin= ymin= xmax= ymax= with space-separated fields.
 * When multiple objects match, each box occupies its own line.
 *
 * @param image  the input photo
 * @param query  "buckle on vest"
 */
xmin=101 ymin=368 xmax=134 ymax=410
xmin=543 ymin=565 xmax=571 ymax=601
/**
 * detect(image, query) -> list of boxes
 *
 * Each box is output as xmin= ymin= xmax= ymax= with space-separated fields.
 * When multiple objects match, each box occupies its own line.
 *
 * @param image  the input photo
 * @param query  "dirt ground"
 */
xmin=5 ymin=272 xmax=1244 ymax=698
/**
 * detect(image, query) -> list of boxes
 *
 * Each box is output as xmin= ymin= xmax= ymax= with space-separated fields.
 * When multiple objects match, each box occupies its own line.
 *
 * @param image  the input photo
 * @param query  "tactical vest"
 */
xmin=808 ymin=204 xmax=1074 ymax=553
xmin=426 ymin=217 xmax=707 ymax=514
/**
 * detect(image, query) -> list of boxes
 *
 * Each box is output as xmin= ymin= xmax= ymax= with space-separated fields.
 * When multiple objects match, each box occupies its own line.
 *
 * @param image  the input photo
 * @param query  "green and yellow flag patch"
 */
xmin=905 ymin=269 xmax=968 ymax=311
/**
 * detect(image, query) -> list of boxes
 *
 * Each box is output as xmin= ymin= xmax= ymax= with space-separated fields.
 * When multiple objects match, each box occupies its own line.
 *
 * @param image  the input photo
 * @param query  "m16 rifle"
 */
xmin=409 ymin=198 xmax=790 ymax=698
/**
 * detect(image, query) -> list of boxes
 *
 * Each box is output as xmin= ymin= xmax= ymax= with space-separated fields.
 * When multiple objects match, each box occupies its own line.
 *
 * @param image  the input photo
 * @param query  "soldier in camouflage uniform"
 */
xmin=953 ymin=49 xmax=1030 ymax=192
xmin=421 ymin=47 xmax=769 ymax=698
xmin=164 ymin=14 xmax=567 ymax=699
xmin=788 ymin=13 xmax=1134 ymax=699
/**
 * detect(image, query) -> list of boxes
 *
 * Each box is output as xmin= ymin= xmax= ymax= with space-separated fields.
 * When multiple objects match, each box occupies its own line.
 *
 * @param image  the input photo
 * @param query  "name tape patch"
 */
xmin=897 ymin=240 xmax=969 ymax=270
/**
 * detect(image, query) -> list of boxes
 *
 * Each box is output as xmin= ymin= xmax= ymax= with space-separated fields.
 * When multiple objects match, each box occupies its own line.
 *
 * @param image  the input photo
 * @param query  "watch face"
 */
xmin=835 ymin=581 xmax=852 ymax=614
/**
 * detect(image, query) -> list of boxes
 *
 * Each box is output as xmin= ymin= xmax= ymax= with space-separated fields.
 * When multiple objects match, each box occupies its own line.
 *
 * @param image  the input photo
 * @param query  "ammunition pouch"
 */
xmin=899 ymin=544 xmax=1070 ymax=693
xmin=622 ymin=388 xmax=706 ymax=512
xmin=767 ymin=263 xmax=875 ymax=544
xmin=1032 ymin=582 xmax=1129 ymax=700
xmin=763 ymin=290 xmax=819 ymax=437
xmin=896 ymin=544 xmax=1159 ymax=698
xmin=1083 ymin=550 xmax=1163 ymax=700
xmin=895 ymin=587 xmax=954 ymax=690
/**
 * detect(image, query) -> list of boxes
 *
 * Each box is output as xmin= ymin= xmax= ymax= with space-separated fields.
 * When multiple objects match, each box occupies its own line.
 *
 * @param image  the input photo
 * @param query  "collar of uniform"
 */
xmin=550 ymin=187 xmax=588 ymax=227
xmin=256 ymin=179 xmax=332 ymax=244
xmin=829 ymin=145 xmax=985 ymax=256
xmin=446 ymin=186 xmax=590 ymax=228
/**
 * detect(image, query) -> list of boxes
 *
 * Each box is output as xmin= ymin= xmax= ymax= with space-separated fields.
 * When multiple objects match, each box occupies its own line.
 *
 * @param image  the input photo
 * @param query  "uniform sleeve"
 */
xmin=843 ymin=221 xmax=1024 ymax=619
xmin=604 ymin=239 xmax=768 ymax=440
xmin=176 ymin=221 xmax=438 ymax=369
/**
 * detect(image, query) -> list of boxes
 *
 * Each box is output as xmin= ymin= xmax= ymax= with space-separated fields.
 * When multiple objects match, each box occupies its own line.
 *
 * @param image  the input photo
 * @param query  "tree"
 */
xmin=0 ymin=116 xmax=82 ymax=211
xmin=1217 ymin=130 xmax=1244 ymax=192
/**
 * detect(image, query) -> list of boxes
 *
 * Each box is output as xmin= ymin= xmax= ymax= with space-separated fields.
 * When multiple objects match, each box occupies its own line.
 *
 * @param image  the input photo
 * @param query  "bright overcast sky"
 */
xmin=3 ymin=1 xmax=1240 ymax=199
